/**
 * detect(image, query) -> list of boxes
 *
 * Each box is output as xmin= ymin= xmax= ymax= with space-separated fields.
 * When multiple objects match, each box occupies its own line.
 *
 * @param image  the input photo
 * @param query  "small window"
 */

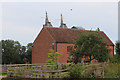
xmin=67 ymin=46 xmax=71 ymax=53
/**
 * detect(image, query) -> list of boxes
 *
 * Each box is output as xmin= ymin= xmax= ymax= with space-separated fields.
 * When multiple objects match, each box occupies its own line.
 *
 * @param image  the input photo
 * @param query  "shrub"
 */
xmin=62 ymin=64 xmax=68 ymax=69
xmin=84 ymin=64 xmax=97 ymax=78
xmin=68 ymin=63 xmax=85 ymax=78
xmin=103 ymin=63 xmax=119 ymax=78
xmin=108 ymin=54 xmax=120 ymax=63
xmin=47 ymin=49 xmax=61 ymax=63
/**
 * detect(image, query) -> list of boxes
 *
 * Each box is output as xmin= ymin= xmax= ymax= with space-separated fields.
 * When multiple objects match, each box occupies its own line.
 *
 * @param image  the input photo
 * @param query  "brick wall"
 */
xmin=56 ymin=43 xmax=114 ymax=63
xmin=109 ymin=46 xmax=114 ymax=56
xmin=57 ymin=43 xmax=74 ymax=63
xmin=32 ymin=27 xmax=55 ymax=64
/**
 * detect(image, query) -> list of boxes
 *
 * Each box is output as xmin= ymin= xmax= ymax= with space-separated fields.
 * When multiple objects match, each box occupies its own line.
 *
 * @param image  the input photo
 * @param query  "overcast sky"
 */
xmin=2 ymin=2 xmax=118 ymax=46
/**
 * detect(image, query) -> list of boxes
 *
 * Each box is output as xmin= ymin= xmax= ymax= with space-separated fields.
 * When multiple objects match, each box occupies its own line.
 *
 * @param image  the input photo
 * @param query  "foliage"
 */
xmin=108 ymin=54 xmax=120 ymax=63
xmin=103 ymin=63 xmax=120 ymax=78
xmin=26 ymin=43 xmax=32 ymax=63
xmin=47 ymin=49 xmax=61 ymax=63
xmin=2 ymin=40 xmax=21 ymax=64
xmin=84 ymin=64 xmax=97 ymax=78
xmin=68 ymin=63 xmax=86 ymax=78
xmin=70 ymin=32 xmax=111 ymax=63
xmin=115 ymin=41 xmax=120 ymax=55
xmin=62 ymin=64 xmax=67 ymax=69
xmin=68 ymin=62 xmax=120 ymax=78
xmin=1 ymin=39 xmax=32 ymax=64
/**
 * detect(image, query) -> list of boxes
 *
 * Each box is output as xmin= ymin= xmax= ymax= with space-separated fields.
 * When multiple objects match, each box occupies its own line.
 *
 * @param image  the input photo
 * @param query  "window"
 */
xmin=67 ymin=46 xmax=71 ymax=53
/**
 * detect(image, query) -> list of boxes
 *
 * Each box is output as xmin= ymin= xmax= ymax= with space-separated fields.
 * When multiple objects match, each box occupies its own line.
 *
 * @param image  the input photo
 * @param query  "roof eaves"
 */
xmin=101 ymin=31 xmax=114 ymax=46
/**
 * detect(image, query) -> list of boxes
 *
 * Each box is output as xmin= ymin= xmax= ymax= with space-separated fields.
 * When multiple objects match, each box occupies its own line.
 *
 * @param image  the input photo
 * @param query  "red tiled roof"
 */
xmin=45 ymin=27 xmax=114 ymax=46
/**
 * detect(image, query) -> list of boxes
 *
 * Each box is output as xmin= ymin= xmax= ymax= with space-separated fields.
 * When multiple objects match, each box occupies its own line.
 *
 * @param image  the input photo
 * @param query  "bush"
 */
xmin=68 ymin=63 xmax=85 ymax=78
xmin=68 ymin=63 xmax=120 ymax=78
xmin=103 ymin=63 xmax=119 ymax=78
xmin=84 ymin=64 xmax=97 ymax=78
xmin=108 ymin=54 xmax=120 ymax=63
xmin=47 ymin=49 xmax=61 ymax=63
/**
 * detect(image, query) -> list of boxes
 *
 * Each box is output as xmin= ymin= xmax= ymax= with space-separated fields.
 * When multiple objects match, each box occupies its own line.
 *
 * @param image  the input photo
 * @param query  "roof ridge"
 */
xmin=44 ymin=26 xmax=103 ymax=32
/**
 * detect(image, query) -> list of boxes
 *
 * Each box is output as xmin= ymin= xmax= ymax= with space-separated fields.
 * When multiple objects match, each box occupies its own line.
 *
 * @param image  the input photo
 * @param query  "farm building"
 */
xmin=32 ymin=12 xmax=114 ymax=64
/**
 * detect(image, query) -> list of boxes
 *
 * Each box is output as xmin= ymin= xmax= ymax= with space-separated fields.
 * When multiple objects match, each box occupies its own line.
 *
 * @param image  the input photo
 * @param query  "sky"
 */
xmin=1 ymin=2 xmax=118 ymax=46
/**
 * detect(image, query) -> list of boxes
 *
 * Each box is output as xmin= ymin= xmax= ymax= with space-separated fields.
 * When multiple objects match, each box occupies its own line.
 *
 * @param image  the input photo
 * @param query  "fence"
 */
xmin=2 ymin=63 xmax=72 ymax=78
xmin=1 ymin=64 xmax=8 ymax=75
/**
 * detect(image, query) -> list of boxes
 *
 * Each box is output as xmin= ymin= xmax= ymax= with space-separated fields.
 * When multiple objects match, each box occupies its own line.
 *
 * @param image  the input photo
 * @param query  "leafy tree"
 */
xmin=2 ymin=40 xmax=21 ymax=64
xmin=1 ymin=39 xmax=33 ymax=64
xmin=115 ymin=41 xmax=120 ymax=55
xmin=20 ymin=46 xmax=27 ymax=63
xmin=110 ymin=41 xmax=120 ymax=63
xmin=70 ymin=32 xmax=111 ymax=64
xmin=47 ymin=49 xmax=61 ymax=63
xmin=26 ymin=43 xmax=32 ymax=64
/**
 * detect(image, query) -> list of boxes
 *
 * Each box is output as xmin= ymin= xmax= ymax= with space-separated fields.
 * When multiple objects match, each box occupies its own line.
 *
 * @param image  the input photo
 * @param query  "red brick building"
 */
xmin=32 ymin=13 xmax=114 ymax=64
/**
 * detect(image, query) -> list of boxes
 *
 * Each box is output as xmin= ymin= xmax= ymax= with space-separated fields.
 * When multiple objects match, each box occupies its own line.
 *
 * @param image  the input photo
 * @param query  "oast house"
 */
xmin=32 ymin=12 xmax=114 ymax=64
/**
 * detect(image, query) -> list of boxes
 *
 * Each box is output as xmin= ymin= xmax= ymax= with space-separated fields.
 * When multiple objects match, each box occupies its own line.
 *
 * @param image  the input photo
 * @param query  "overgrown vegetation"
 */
xmin=68 ymin=63 xmax=85 ymax=78
xmin=68 ymin=62 xmax=120 ymax=78
xmin=47 ymin=49 xmax=61 ymax=63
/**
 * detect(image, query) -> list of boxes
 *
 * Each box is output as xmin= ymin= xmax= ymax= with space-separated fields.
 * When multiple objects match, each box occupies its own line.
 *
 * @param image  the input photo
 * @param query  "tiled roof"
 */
xmin=45 ymin=27 xmax=114 ymax=46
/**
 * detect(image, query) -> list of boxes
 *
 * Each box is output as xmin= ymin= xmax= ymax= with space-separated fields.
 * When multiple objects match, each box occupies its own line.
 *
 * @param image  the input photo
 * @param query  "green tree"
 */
xmin=70 ymin=32 xmax=111 ymax=64
xmin=2 ymin=40 xmax=21 ymax=64
xmin=20 ymin=46 xmax=27 ymax=63
xmin=1 ymin=40 xmax=33 ymax=64
xmin=47 ymin=49 xmax=61 ymax=63
xmin=115 ymin=41 xmax=120 ymax=55
xmin=111 ymin=41 xmax=120 ymax=63
xmin=26 ymin=43 xmax=32 ymax=64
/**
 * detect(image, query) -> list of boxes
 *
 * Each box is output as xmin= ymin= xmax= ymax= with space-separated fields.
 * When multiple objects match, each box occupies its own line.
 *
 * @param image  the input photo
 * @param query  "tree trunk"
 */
xmin=73 ymin=52 xmax=82 ymax=64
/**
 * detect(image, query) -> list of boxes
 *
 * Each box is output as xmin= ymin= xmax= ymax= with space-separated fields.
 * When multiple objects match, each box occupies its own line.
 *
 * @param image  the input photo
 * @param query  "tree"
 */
xmin=47 ymin=49 xmax=61 ymax=63
xmin=113 ymin=41 xmax=120 ymax=63
xmin=115 ymin=41 xmax=120 ymax=55
xmin=1 ymin=39 xmax=33 ymax=64
xmin=26 ymin=43 xmax=32 ymax=64
xmin=2 ymin=40 xmax=21 ymax=64
xmin=70 ymin=32 xmax=111 ymax=64
xmin=20 ymin=46 xmax=27 ymax=63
